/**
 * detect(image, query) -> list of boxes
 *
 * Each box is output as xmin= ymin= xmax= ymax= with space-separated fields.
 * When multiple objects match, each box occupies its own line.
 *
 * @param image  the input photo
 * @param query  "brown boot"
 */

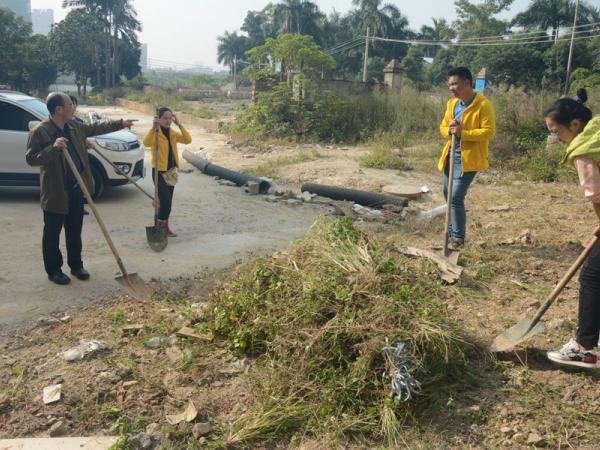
xmin=165 ymin=219 xmax=177 ymax=237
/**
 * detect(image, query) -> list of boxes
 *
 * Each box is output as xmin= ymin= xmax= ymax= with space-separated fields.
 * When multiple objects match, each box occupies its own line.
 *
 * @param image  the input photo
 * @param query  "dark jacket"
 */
xmin=26 ymin=117 xmax=125 ymax=214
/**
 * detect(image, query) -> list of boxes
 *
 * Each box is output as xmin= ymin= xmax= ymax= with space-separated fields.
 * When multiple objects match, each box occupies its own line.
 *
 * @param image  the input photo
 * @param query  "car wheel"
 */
xmin=91 ymin=164 xmax=105 ymax=200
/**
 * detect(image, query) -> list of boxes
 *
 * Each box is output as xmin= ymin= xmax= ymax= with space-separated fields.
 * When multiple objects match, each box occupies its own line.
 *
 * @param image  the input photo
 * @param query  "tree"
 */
xmin=273 ymin=0 xmax=324 ymax=37
xmin=419 ymin=18 xmax=456 ymax=57
xmin=62 ymin=0 xmax=141 ymax=88
xmin=402 ymin=46 xmax=427 ymax=90
xmin=349 ymin=0 xmax=405 ymax=39
xmin=23 ymin=34 xmax=58 ymax=93
xmin=0 ymin=7 xmax=57 ymax=92
xmin=244 ymin=34 xmax=334 ymax=82
xmin=50 ymin=9 xmax=103 ymax=95
xmin=217 ymin=31 xmax=249 ymax=75
xmin=454 ymin=0 xmax=514 ymax=38
xmin=513 ymin=0 xmax=598 ymax=42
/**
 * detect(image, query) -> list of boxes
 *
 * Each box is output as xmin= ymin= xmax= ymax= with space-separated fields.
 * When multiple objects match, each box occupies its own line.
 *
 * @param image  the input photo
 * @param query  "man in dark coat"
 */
xmin=26 ymin=92 xmax=136 ymax=285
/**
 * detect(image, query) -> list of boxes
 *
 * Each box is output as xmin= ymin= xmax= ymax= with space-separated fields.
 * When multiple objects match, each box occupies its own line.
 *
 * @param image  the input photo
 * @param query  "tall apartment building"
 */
xmin=32 ymin=8 xmax=54 ymax=35
xmin=0 ymin=0 xmax=32 ymax=22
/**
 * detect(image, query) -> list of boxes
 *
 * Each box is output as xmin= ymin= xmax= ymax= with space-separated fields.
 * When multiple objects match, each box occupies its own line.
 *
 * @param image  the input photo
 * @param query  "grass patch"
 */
xmin=245 ymin=150 xmax=323 ymax=178
xmin=206 ymin=217 xmax=484 ymax=447
xmin=359 ymin=145 xmax=412 ymax=170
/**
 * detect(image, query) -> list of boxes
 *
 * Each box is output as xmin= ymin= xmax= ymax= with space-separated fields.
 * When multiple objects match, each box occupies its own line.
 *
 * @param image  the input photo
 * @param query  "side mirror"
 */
xmin=28 ymin=120 xmax=41 ymax=131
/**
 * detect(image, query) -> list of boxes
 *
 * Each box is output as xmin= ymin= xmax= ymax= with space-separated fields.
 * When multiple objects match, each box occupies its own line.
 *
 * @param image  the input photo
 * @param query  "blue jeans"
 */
xmin=442 ymin=154 xmax=477 ymax=241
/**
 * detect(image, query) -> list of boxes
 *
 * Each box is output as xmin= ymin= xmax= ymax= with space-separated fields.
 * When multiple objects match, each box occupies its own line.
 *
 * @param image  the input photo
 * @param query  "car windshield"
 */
xmin=18 ymin=98 xmax=49 ymax=119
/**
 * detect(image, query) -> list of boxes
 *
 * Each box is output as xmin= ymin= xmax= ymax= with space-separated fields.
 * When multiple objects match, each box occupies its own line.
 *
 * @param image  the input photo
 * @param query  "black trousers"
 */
xmin=577 ymin=239 xmax=600 ymax=348
xmin=153 ymin=170 xmax=174 ymax=220
xmin=42 ymin=186 xmax=84 ymax=276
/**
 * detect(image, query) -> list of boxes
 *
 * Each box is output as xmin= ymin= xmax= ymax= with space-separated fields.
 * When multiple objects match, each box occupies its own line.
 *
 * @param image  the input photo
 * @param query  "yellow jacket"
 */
xmin=143 ymin=125 xmax=192 ymax=171
xmin=437 ymin=93 xmax=496 ymax=173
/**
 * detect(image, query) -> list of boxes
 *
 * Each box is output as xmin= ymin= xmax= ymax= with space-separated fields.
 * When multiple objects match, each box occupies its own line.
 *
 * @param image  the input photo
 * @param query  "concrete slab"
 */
xmin=0 ymin=436 xmax=118 ymax=450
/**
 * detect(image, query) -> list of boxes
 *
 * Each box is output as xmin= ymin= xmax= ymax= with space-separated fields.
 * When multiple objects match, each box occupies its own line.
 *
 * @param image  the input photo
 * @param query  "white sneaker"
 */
xmin=547 ymin=339 xmax=597 ymax=368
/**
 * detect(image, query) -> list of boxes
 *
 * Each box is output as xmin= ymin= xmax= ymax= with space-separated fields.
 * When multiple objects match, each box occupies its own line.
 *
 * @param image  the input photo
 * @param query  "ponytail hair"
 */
xmin=157 ymin=106 xmax=172 ymax=118
xmin=544 ymin=88 xmax=592 ymax=127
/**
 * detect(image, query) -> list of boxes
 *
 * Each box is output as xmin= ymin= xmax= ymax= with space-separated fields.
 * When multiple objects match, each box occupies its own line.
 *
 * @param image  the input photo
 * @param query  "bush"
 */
xmin=207 ymin=218 xmax=481 ymax=447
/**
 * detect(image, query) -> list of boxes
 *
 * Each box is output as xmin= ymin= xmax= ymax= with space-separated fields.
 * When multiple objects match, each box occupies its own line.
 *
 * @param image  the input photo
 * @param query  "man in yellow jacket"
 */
xmin=438 ymin=67 xmax=496 ymax=249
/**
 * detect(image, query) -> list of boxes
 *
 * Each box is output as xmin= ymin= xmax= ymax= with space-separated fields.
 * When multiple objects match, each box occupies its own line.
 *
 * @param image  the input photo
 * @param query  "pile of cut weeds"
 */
xmin=207 ymin=217 xmax=487 ymax=447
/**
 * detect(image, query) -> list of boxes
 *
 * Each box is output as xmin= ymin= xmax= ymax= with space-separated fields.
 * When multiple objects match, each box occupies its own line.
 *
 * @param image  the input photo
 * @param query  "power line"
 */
xmin=455 ymin=20 xmax=600 ymax=43
xmin=371 ymin=31 xmax=600 ymax=47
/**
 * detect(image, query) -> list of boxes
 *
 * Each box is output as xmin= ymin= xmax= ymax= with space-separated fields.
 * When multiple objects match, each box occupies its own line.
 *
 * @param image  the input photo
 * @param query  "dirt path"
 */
xmin=0 ymin=106 xmax=328 ymax=334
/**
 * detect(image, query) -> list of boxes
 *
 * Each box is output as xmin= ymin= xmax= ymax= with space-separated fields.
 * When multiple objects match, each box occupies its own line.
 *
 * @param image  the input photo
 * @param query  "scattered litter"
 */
xmin=286 ymin=199 xmax=302 ymax=206
xmin=420 ymin=185 xmax=430 ymax=193
xmin=179 ymin=167 xmax=194 ymax=174
xmin=165 ymin=399 xmax=198 ymax=425
xmin=242 ymin=154 xmax=255 ymax=159
xmin=353 ymin=204 xmax=384 ymax=220
xmin=59 ymin=340 xmax=108 ymax=362
xmin=217 ymin=179 xmax=237 ymax=187
xmin=121 ymin=324 xmax=144 ymax=336
xmin=382 ymin=339 xmax=421 ymax=401
xmin=488 ymin=205 xmax=511 ymax=212
xmin=192 ymin=422 xmax=213 ymax=438
xmin=166 ymin=346 xmax=184 ymax=363
xmin=144 ymin=337 xmax=166 ymax=349
xmin=500 ymin=229 xmax=538 ymax=246
xmin=418 ymin=204 xmax=446 ymax=222
xmin=176 ymin=326 xmax=213 ymax=342
xmin=42 ymin=384 xmax=62 ymax=404
xmin=264 ymin=195 xmax=280 ymax=203
xmin=296 ymin=191 xmax=314 ymax=202
xmin=484 ymin=222 xmax=501 ymax=230
xmin=245 ymin=181 xmax=260 ymax=195
xmin=36 ymin=316 xmax=61 ymax=327
xmin=398 ymin=246 xmax=463 ymax=284
xmin=48 ymin=420 xmax=68 ymax=437
xmin=382 ymin=183 xmax=422 ymax=200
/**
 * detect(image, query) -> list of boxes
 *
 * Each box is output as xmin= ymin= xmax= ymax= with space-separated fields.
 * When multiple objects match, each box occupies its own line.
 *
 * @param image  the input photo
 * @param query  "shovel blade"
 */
xmin=490 ymin=319 xmax=545 ymax=352
xmin=115 ymin=272 xmax=153 ymax=301
xmin=146 ymin=225 xmax=167 ymax=252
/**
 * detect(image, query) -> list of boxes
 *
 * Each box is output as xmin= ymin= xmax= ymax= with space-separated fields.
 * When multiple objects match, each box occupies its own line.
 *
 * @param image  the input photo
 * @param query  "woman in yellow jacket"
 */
xmin=143 ymin=107 xmax=192 ymax=237
xmin=438 ymin=67 xmax=496 ymax=249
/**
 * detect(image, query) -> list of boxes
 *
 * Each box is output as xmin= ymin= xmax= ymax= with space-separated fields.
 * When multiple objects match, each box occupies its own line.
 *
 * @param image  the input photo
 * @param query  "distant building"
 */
xmin=0 ymin=0 xmax=31 ymax=22
xmin=140 ymin=43 xmax=148 ymax=70
xmin=32 ymin=9 xmax=53 ymax=35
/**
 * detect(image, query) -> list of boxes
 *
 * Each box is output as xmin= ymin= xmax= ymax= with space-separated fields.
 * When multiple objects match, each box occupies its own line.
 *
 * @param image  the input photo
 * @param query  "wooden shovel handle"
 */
xmin=91 ymin=145 xmax=154 ymax=201
xmin=443 ymin=134 xmax=457 ymax=256
xmin=153 ymin=127 xmax=160 ymax=222
xmin=528 ymin=235 xmax=599 ymax=330
xmin=61 ymin=147 xmax=130 ymax=279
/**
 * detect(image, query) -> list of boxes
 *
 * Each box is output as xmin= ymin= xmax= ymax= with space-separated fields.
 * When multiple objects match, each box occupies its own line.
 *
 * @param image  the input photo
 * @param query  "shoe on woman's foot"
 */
xmin=547 ymin=339 xmax=597 ymax=368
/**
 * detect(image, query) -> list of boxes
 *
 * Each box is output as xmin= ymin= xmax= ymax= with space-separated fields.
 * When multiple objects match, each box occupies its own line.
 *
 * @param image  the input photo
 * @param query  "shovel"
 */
xmin=90 ymin=144 xmax=154 ymax=201
xmin=145 ymin=125 xmax=167 ymax=252
xmin=61 ymin=147 xmax=152 ymax=301
xmin=491 ymin=234 xmax=599 ymax=352
xmin=441 ymin=133 xmax=460 ymax=265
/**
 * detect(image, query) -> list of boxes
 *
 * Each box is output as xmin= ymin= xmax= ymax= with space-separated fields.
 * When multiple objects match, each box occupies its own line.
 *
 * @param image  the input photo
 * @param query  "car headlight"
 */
xmin=95 ymin=138 xmax=128 ymax=152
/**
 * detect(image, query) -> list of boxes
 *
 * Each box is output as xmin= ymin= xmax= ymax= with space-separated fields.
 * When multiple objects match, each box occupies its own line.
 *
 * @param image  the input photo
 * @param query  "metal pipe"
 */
xmin=182 ymin=150 xmax=271 ymax=194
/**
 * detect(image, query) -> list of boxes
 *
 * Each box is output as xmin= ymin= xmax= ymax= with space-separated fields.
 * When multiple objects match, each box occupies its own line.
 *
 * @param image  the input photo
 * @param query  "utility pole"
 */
xmin=362 ymin=27 xmax=370 ymax=83
xmin=564 ymin=0 xmax=580 ymax=96
xmin=233 ymin=56 xmax=237 ymax=90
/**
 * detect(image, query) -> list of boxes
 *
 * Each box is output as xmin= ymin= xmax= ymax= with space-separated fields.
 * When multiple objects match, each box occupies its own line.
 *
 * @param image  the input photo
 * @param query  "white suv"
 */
xmin=0 ymin=91 xmax=144 ymax=199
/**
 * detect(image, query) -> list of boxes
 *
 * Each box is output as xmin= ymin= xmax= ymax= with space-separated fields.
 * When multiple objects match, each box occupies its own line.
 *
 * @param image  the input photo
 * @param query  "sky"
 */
xmin=30 ymin=0 xmax=533 ymax=70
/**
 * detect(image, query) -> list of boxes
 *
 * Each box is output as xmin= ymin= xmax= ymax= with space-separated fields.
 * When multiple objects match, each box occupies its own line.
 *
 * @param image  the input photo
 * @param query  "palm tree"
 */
xmin=62 ymin=0 xmax=140 ymax=87
xmin=349 ymin=0 xmax=403 ymax=39
xmin=273 ymin=0 xmax=323 ymax=35
xmin=217 ymin=31 xmax=248 ymax=77
xmin=513 ymin=0 xmax=597 ymax=42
